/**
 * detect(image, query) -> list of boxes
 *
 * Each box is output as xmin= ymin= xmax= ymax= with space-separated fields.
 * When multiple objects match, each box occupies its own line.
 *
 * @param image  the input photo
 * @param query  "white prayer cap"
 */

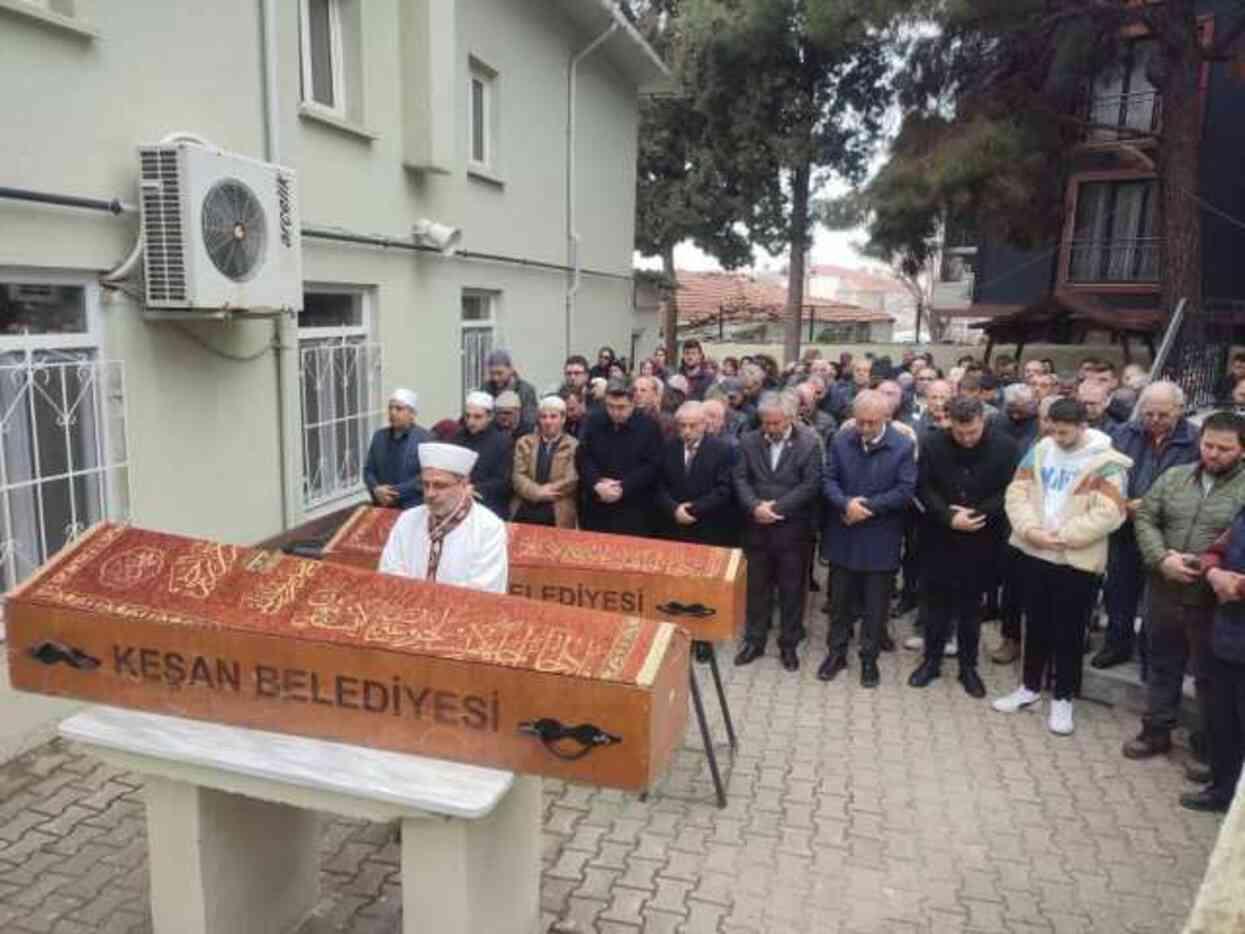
xmin=389 ymin=387 xmax=418 ymax=411
xmin=418 ymin=443 xmax=478 ymax=476
xmin=464 ymin=390 xmax=494 ymax=412
xmin=538 ymin=395 xmax=566 ymax=413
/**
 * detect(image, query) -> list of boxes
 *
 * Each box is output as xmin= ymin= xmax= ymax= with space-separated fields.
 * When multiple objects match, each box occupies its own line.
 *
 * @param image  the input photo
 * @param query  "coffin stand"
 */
xmin=324 ymin=507 xmax=742 ymax=806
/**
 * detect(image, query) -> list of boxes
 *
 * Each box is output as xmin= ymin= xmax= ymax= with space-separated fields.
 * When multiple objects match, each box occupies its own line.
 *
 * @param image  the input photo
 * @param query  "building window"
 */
xmin=0 ymin=275 xmax=129 ymax=623
xmin=1089 ymin=40 xmax=1160 ymax=137
xmin=461 ymin=290 xmax=499 ymax=403
xmin=469 ymin=60 xmax=497 ymax=170
xmin=300 ymin=0 xmax=346 ymax=116
xmin=1068 ymin=179 xmax=1160 ymax=284
xmin=298 ymin=288 xmax=382 ymax=510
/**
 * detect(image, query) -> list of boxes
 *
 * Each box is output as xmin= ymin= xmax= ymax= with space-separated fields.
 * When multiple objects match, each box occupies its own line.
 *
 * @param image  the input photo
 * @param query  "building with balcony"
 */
xmin=947 ymin=2 xmax=1245 ymax=360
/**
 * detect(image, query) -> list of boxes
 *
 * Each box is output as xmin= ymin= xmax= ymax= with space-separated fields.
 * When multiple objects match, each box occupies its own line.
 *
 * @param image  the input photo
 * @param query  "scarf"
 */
xmin=425 ymin=494 xmax=473 ymax=582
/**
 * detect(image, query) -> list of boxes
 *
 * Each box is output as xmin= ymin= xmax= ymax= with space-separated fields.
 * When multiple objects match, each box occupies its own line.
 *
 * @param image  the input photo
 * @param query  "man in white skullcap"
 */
xmin=453 ymin=390 xmax=514 ymax=518
xmin=364 ymin=388 xmax=431 ymax=509
xmin=379 ymin=442 xmax=508 ymax=593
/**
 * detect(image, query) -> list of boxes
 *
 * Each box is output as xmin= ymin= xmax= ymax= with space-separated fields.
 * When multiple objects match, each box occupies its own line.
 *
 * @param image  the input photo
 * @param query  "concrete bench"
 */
xmin=59 ymin=707 xmax=541 ymax=934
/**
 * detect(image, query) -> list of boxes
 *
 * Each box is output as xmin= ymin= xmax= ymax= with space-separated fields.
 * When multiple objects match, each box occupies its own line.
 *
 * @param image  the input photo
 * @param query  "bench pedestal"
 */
xmin=60 ymin=707 xmax=541 ymax=934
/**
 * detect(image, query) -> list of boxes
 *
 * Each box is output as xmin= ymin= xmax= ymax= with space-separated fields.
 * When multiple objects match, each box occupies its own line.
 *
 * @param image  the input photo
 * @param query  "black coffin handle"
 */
xmin=656 ymin=601 xmax=716 ymax=619
xmin=518 ymin=718 xmax=622 ymax=761
xmin=27 ymin=641 xmax=101 ymax=671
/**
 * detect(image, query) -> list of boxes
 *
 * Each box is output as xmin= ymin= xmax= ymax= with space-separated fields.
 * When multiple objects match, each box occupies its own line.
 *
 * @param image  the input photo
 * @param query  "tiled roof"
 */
xmin=670 ymin=271 xmax=894 ymax=326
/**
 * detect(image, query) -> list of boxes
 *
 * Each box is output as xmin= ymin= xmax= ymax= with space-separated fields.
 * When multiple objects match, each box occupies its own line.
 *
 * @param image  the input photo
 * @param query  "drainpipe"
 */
xmin=259 ymin=0 xmax=300 ymax=533
xmin=565 ymin=22 xmax=618 ymax=358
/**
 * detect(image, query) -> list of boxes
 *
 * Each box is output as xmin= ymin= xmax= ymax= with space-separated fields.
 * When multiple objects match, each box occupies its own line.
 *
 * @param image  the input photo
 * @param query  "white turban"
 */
xmin=538 ymin=395 xmax=567 ymax=413
xmin=464 ymin=390 xmax=494 ymax=412
xmin=389 ymin=388 xmax=418 ymax=411
xmin=418 ymin=443 xmax=478 ymax=476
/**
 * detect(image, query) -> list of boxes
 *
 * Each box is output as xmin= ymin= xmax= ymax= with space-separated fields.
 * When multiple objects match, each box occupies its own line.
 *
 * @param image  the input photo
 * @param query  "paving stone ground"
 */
xmin=0 ymin=595 xmax=1226 ymax=934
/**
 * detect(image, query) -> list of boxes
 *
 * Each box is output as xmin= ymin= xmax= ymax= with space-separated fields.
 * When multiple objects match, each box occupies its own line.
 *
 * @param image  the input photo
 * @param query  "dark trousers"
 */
xmin=744 ymin=541 xmax=808 ymax=650
xmin=1000 ymin=545 xmax=1024 ymax=641
xmin=923 ymin=579 xmax=984 ymax=668
xmin=900 ymin=513 xmax=920 ymax=603
xmin=1144 ymin=586 xmax=1212 ymax=736
xmin=828 ymin=566 xmax=892 ymax=661
xmin=1104 ymin=535 xmax=1146 ymax=652
xmin=1206 ymin=653 xmax=1245 ymax=800
xmin=1020 ymin=556 xmax=1098 ymax=700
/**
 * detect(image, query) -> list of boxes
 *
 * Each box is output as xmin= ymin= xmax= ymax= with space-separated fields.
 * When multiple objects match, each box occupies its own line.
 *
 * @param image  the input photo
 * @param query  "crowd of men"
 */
xmin=365 ymin=343 xmax=1245 ymax=816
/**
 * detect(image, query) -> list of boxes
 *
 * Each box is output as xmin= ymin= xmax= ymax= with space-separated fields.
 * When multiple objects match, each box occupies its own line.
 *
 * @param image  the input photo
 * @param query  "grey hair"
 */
xmin=1002 ymin=383 xmax=1036 ymax=406
xmin=1139 ymin=379 xmax=1185 ymax=410
xmin=635 ymin=374 xmax=663 ymax=394
xmin=757 ymin=390 xmax=797 ymax=418
xmin=676 ymin=400 xmax=704 ymax=420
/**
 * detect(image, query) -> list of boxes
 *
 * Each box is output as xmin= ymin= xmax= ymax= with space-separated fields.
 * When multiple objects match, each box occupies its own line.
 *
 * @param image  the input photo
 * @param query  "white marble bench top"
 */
xmin=59 ymin=706 xmax=515 ymax=820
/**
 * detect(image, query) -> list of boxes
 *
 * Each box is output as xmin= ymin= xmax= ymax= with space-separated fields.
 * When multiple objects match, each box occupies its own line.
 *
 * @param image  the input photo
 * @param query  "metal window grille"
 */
xmin=299 ymin=337 xmax=383 ymax=509
xmin=0 ymin=351 xmax=130 ymax=638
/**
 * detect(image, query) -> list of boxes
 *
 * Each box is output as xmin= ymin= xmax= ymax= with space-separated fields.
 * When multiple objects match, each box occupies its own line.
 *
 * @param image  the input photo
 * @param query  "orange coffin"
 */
xmin=323 ymin=507 xmax=746 ymax=642
xmin=6 ymin=524 xmax=690 ymax=791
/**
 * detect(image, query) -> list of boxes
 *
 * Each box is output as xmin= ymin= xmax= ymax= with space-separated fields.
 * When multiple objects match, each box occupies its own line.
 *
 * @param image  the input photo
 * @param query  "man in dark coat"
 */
xmin=819 ymin=390 xmax=917 ymax=687
xmin=732 ymin=391 xmax=823 ymax=672
xmin=363 ymin=387 xmax=431 ymax=509
xmin=828 ymin=357 xmax=874 ymax=421
xmin=678 ymin=339 xmax=715 ymax=401
xmin=655 ymin=401 xmax=737 ymax=547
xmin=453 ymin=391 xmax=513 ymax=519
xmin=481 ymin=349 xmax=539 ymax=428
xmin=1093 ymin=381 xmax=1200 ymax=669
xmin=576 ymin=380 xmax=664 ymax=536
xmin=909 ymin=396 xmax=1019 ymax=697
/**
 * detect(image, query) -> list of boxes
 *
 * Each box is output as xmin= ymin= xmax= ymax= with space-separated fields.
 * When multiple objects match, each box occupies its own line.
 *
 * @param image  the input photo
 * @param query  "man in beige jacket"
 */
xmin=992 ymin=398 xmax=1132 ymax=735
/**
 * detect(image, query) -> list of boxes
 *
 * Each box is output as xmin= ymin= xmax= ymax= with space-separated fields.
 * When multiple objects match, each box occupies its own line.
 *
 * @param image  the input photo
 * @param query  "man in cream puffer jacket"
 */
xmin=992 ymin=398 xmax=1133 ymax=735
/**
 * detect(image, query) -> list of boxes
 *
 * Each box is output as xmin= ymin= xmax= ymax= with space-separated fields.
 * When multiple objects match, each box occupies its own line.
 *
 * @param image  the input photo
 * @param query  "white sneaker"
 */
xmin=1048 ymin=699 xmax=1074 ymax=736
xmin=992 ymin=686 xmax=1040 ymax=713
xmin=944 ymin=637 xmax=958 ymax=658
xmin=904 ymin=635 xmax=924 ymax=652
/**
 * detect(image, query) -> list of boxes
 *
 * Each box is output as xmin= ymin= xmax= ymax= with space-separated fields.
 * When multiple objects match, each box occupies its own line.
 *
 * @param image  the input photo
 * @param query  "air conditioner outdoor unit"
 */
xmin=137 ymin=142 xmax=302 ymax=313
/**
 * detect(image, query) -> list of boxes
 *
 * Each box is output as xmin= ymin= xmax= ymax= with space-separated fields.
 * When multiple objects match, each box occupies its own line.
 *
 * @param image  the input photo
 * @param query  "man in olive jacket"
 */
xmin=1127 ymin=411 xmax=1245 ymax=761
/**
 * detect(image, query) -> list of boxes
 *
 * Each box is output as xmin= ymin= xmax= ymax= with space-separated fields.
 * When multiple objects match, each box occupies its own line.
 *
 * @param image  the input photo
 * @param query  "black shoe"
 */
xmin=734 ymin=643 xmax=765 ymax=666
xmin=908 ymin=658 xmax=941 ymax=688
xmin=1185 ymin=761 xmax=1214 ymax=784
xmin=817 ymin=653 xmax=847 ymax=682
xmin=959 ymin=667 xmax=987 ymax=699
xmin=780 ymin=648 xmax=799 ymax=672
xmin=1090 ymin=644 xmax=1131 ymax=670
xmin=861 ymin=659 xmax=880 ymax=688
xmin=694 ymin=642 xmax=713 ymax=664
xmin=880 ymin=631 xmax=896 ymax=652
xmin=1123 ymin=728 xmax=1172 ymax=760
xmin=1179 ymin=787 xmax=1231 ymax=813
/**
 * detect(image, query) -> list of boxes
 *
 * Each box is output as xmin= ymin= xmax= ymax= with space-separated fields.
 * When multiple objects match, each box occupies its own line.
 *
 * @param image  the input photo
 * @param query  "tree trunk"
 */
xmin=913 ymin=299 xmax=924 ymax=345
xmin=1157 ymin=1 xmax=1203 ymax=314
xmin=784 ymin=160 xmax=813 ymax=365
xmin=661 ymin=245 xmax=679 ymax=362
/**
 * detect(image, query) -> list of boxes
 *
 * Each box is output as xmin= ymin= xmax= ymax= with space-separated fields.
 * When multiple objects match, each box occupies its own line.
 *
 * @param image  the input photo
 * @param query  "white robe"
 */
xmin=378 ymin=503 xmax=509 ymax=594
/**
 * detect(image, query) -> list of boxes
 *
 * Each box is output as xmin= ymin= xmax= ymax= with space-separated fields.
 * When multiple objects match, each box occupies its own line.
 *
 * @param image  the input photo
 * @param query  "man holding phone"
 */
xmin=1124 ymin=412 xmax=1245 ymax=762
xmin=909 ymin=397 xmax=1019 ymax=697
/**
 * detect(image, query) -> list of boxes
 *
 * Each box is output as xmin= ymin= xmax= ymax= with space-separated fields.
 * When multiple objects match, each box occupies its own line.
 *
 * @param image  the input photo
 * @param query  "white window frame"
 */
xmin=299 ymin=0 xmax=347 ymax=119
xmin=461 ymin=289 xmax=502 ymax=404
xmin=0 ymin=268 xmax=129 ymax=639
xmin=298 ymin=285 xmax=382 ymax=514
xmin=468 ymin=60 xmax=497 ymax=171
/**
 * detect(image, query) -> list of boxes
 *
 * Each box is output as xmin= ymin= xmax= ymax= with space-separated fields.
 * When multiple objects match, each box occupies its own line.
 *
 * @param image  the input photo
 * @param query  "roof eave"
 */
xmin=554 ymin=0 xmax=675 ymax=94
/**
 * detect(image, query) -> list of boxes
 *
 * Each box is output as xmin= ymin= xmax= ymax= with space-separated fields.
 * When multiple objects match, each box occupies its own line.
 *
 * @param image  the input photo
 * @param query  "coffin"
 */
xmin=323 ymin=507 xmax=746 ymax=642
xmin=6 ymin=524 xmax=690 ymax=791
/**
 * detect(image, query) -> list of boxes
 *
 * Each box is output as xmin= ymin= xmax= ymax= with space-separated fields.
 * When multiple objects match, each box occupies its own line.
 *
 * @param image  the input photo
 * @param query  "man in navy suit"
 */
xmin=819 ymin=390 xmax=917 ymax=687
xmin=364 ymin=387 xmax=431 ymax=509
xmin=655 ymin=401 xmax=737 ymax=547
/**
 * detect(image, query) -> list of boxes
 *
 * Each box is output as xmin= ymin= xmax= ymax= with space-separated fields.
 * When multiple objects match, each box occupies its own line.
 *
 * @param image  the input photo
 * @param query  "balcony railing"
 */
xmin=1088 ymin=91 xmax=1161 ymax=138
xmin=1067 ymin=238 xmax=1161 ymax=284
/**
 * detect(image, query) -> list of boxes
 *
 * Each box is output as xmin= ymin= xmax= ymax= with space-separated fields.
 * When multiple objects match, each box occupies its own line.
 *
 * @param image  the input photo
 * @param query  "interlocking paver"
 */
xmin=0 ymin=596 xmax=1230 ymax=933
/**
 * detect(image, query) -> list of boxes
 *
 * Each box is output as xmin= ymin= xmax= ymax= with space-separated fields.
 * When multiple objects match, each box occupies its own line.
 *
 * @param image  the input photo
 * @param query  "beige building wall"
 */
xmin=0 ymin=0 xmax=655 ymax=543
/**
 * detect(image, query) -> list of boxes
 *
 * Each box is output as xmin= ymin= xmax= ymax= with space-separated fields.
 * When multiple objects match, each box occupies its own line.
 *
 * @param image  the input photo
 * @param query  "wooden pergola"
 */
xmin=973 ymin=291 xmax=1164 ymax=364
